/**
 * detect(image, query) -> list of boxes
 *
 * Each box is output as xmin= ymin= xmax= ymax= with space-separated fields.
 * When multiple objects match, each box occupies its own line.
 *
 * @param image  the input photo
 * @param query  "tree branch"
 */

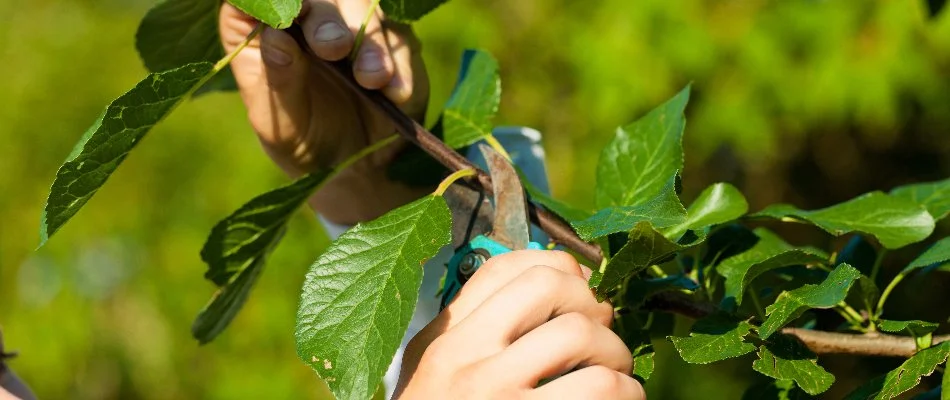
xmin=287 ymin=26 xmax=940 ymax=360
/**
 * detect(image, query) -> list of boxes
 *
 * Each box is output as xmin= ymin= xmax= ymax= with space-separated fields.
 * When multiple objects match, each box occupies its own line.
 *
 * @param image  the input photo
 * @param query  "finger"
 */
xmin=379 ymin=23 xmax=416 ymax=104
xmin=528 ymin=366 xmax=646 ymax=400
xmin=220 ymin=4 xmax=264 ymax=102
xmin=299 ymin=0 xmax=353 ymax=61
xmin=481 ymin=313 xmax=633 ymax=386
xmin=338 ymin=1 xmax=395 ymax=89
xmin=442 ymin=250 xmax=585 ymax=327
xmin=247 ymin=28 xmax=314 ymax=175
xmin=444 ymin=265 xmax=614 ymax=359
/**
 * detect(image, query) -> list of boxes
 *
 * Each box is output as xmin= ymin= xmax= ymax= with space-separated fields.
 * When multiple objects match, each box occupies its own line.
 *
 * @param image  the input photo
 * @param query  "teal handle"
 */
xmin=441 ymin=236 xmax=544 ymax=310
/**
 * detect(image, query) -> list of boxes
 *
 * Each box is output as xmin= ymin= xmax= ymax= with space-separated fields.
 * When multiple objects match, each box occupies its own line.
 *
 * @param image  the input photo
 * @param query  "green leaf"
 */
xmin=135 ymin=0 xmax=236 ymax=95
xmin=201 ymin=172 xmax=329 ymax=287
xmin=752 ymin=334 xmax=835 ymax=395
xmin=613 ymin=317 xmax=655 ymax=381
xmin=192 ymin=226 xmax=284 ymax=344
xmin=754 ymin=192 xmax=935 ymax=249
xmin=295 ymin=196 xmax=451 ymax=400
xmin=943 ymin=362 xmax=949 ymax=400
xmin=595 ymin=85 xmax=690 ymax=209
xmin=668 ymin=315 xmax=757 ymax=364
xmin=226 ymin=0 xmax=301 ymax=28
xmin=593 ymin=221 xmax=682 ymax=298
xmin=380 ymin=0 xmax=449 ymax=22
xmin=573 ymin=178 xmax=686 ymax=241
xmin=905 ymin=237 xmax=950 ymax=273
xmin=890 ymin=178 xmax=950 ymax=222
xmin=193 ymin=172 xmax=328 ymax=343
xmin=717 ymin=228 xmax=828 ymax=306
xmin=40 ymin=62 xmax=215 ymax=246
xmin=623 ymin=275 xmax=699 ymax=309
xmin=877 ymin=320 xmax=940 ymax=337
xmin=441 ymin=49 xmax=501 ymax=149
xmin=136 ymin=0 xmax=223 ymax=71
xmin=845 ymin=342 xmax=950 ymax=400
xmin=759 ymin=264 xmax=861 ymax=339
xmin=662 ymin=183 xmax=749 ymax=240
xmin=631 ymin=343 xmax=655 ymax=381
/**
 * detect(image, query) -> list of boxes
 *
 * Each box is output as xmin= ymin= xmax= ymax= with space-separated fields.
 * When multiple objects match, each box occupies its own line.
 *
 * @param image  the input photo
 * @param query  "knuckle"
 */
xmin=586 ymin=366 xmax=626 ymax=394
xmin=523 ymin=265 xmax=566 ymax=291
xmin=554 ymin=312 xmax=597 ymax=341
xmin=549 ymin=250 xmax=581 ymax=275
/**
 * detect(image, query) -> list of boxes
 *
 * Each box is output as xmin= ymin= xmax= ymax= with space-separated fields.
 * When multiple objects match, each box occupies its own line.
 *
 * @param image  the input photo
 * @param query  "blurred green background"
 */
xmin=1 ymin=0 xmax=949 ymax=398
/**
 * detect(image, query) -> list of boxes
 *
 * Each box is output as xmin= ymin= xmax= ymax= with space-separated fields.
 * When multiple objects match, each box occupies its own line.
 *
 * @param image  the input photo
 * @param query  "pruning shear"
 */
xmin=440 ymin=144 xmax=545 ymax=310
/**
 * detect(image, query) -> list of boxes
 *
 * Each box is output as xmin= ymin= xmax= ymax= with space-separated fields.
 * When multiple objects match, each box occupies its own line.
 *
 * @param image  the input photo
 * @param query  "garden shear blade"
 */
xmin=440 ymin=144 xmax=543 ymax=310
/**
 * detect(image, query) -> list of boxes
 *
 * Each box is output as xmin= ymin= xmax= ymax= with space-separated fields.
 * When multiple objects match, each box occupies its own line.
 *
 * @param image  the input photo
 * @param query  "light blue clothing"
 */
xmin=318 ymin=127 xmax=551 ymax=399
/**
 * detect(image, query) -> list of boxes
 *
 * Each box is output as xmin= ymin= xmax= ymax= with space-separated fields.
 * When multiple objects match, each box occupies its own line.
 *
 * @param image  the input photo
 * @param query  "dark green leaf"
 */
xmin=759 ymin=264 xmax=861 ymax=339
xmin=752 ymin=334 xmax=835 ymax=395
xmin=40 ymin=63 xmax=215 ymax=246
xmin=717 ymin=228 xmax=828 ymax=306
xmin=624 ymin=275 xmax=699 ymax=309
xmin=593 ymin=221 xmax=682 ymax=298
xmin=192 ymin=226 xmax=284 ymax=343
xmin=613 ymin=318 xmax=655 ymax=381
xmin=663 ymin=183 xmax=749 ymax=240
xmin=699 ymin=224 xmax=759 ymax=267
xmin=380 ymin=0 xmax=449 ymax=22
xmin=631 ymin=343 xmax=655 ymax=381
xmin=227 ymin=0 xmax=301 ymax=28
xmin=877 ymin=320 xmax=940 ymax=337
xmin=136 ymin=0 xmax=223 ymax=71
xmin=193 ymin=172 xmax=329 ymax=343
xmin=890 ymin=178 xmax=950 ymax=222
xmin=754 ymin=192 xmax=935 ymax=249
xmin=849 ymin=275 xmax=880 ymax=315
xmin=668 ymin=315 xmax=756 ymax=364
xmin=595 ymin=85 xmax=690 ymax=209
xmin=441 ymin=49 xmax=501 ymax=149
xmin=905 ymin=237 xmax=950 ymax=273
xmin=838 ymin=235 xmax=878 ymax=276
xmin=845 ymin=342 xmax=950 ymax=400
xmin=943 ymin=362 xmax=949 ymax=400
xmin=573 ymin=179 xmax=686 ymax=241
xmin=295 ymin=196 xmax=451 ymax=400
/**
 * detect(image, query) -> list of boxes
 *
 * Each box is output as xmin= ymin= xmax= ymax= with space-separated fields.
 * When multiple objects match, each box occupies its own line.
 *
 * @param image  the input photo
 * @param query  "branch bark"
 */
xmin=287 ymin=26 xmax=940 ymax=359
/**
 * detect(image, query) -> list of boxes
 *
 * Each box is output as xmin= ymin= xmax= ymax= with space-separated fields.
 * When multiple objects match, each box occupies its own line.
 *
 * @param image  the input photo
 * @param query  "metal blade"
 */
xmin=444 ymin=184 xmax=494 ymax=248
xmin=479 ymin=144 xmax=530 ymax=250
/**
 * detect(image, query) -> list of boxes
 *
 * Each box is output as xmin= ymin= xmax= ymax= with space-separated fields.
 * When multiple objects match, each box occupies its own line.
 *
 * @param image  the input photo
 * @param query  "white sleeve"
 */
xmin=315 ymin=127 xmax=552 ymax=399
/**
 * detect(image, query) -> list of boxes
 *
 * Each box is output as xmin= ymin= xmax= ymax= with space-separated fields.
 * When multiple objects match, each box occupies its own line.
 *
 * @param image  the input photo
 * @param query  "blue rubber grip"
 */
xmin=440 ymin=236 xmax=544 ymax=310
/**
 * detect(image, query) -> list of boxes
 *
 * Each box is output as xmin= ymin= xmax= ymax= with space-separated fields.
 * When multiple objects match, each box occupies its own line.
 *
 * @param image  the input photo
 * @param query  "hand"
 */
xmin=395 ymin=250 xmax=646 ymax=399
xmin=220 ymin=0 xmax=431 ymax=225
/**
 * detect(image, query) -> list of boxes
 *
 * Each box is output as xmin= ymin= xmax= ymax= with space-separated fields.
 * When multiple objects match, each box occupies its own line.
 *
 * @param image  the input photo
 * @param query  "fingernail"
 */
xmin=357 ymin=50 xmax=384 ymax=72
xmin=261 ymin=46 xmax=292 ymax=66
xmin=314 ymin=22 xmax=347 ymax=42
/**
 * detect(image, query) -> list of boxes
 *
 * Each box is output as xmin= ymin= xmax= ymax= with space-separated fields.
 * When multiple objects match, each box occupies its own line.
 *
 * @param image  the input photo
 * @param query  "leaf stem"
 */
xmin=336 ymin=134 xmax=400 ymax=173
xmin=876 ymin=270 xmax=907 ymax=317
xmin=185 ymin=23 xmax=264 ymax=102
xmin=869 ymin=249 xmax=888 ymax=282
xmin=649 ymin=264 xmax=668 ymax=278
xmin=349 ymin=0 xmax=382 ymax=61
xmin=748 ymin=285 xmax=765 ymax=320
xmin=837 ymin=301 xmax=865 ymax=326
xmin=434 ymin=168 xmax=477 ymax=196
xmin=484 ymin=135 xmax=513 ymax=162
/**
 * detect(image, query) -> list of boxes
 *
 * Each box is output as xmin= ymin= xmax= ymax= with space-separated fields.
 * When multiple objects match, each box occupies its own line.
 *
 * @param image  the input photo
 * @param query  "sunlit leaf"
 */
xmin=752 ymin=334 xmax=834 ymax=395
xmin=845 ymin=342 xmax=950 ymax=400
xmin=592 ymin=221 xmax=682 ymax=298
xmin=669 ymin=315 xmax=756 ymax=364
xmin=663 ymin=183 xmax=749 ymax=240
xmin=890 ymin=178 xmax=950 ymax=222
xmin=40 ymin=62 xmax=215 ymax=246
xmin=759 ymin=264 xmax=861 ymax=339
xmin=573 ymin=178 xmax=685 ymax=241
xmin=595 ymin=85 xmax=690 ymax=209
xmin=754 ymin=192 xmax=934 ymax=249
xmin=381 ymin=0 xmax=450 ymax=22
xmin=295 ymin=196 xmax=451 ymax=400
xmin=441 ymin=49 xmax=501 ymax=149
xmin=226 ymin=0 xmax=302 ymax=28
xmin=717 ymin=228 xmax=827 ymax=306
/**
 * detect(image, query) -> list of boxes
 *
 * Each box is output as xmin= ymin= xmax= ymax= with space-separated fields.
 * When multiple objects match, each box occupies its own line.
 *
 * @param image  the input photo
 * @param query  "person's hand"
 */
xmin=220 ymin=1 xmax=431 ymax=225
xmin=395 ymin=250 xmax=646 ymax=399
